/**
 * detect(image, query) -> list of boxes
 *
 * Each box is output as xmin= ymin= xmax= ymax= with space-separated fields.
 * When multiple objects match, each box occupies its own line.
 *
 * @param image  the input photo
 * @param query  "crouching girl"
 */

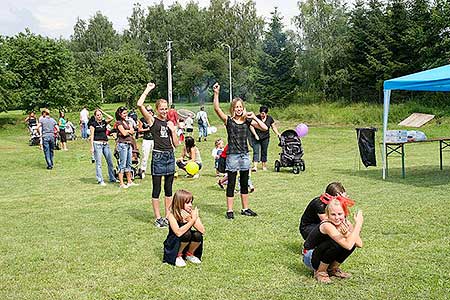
xmin=163 ymin=189 xmax=205 ymax=267
xmin=303 ymin=199 xmax=363 ymax=283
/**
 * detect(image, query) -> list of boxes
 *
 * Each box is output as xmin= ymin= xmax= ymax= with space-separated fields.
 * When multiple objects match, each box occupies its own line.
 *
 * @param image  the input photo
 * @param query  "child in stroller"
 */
xmin=29 ymin=125 xmax=41 ymax=146
xmin=65 ymin=118 xmax=77 ymax=140
xmin=274 ymin=129 xmax=305 ymax=174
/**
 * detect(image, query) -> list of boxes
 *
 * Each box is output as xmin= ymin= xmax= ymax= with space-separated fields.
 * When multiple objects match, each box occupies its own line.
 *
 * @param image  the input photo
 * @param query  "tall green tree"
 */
xmin=256 ymin=9 xmax=297 ymax=107
xmin=1 ymin=31 xmax=78 ymax=111
xmin=295 ymin=0 xmax=350 ymax=99
xmin=98 ymin=44 xmax=152 ymax=107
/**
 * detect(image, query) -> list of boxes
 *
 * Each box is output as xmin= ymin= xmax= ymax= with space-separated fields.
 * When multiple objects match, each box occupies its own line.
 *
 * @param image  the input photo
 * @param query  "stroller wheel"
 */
xmin=275 ymin=160 xmax=281 ymax=172
xmin=293 ymin=165 xmax=300 ymax=174
xmin=300 ymin=160 xmax=305 ymax=171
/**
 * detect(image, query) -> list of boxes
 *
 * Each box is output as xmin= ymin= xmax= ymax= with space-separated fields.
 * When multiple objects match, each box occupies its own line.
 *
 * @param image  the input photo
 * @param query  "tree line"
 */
xmin=1 ymin=0 xmax=449 ymax=113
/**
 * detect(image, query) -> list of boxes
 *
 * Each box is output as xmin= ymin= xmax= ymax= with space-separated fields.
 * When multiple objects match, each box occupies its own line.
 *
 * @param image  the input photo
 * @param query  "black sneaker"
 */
xmin=226 ymin=211 xmax=234 ymax=219
xmin=155 ymin=218 xmax=167 ymax=228
xmin=241 ymin=208 xmax=258 ymax=217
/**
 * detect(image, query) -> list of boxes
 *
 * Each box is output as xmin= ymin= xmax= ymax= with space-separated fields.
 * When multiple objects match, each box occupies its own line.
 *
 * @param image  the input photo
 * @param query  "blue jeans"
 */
xmin=198 ymin=124 xmax=208 ymax=138
xmin=117 ymin=143 xmax=132 ymax=173
xmin=42 ymin=136 xmax=55 ymax=168
xmin=81 ymin=121 xmax=88 ymax=139
xmin=94 ymin=142 xmax=116 ymax=183
xmin=251 ymin=137 xmax=270 ymax=162
xmin=303 ymin=249 xmax=315 ymax=271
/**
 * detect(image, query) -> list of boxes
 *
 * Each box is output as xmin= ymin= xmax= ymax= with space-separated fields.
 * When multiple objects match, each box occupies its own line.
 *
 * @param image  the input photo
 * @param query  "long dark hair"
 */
xmin=115 ymin=106 xmax=127 ymax=121
xmin=184 ymin=136 xmax=195 ymax=153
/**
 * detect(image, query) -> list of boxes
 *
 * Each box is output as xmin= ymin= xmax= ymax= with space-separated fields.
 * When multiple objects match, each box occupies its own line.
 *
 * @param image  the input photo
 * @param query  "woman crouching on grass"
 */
xmin=163 ymin=189 xmax=205 ymax=267
xmin=303 ymin=199 xmax=363 ymax=283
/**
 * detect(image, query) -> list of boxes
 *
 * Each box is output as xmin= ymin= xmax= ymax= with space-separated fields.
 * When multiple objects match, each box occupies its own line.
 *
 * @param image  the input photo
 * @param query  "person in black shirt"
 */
xmin=250 ymin=105 xmax=281 ymax=172
xmin=138 ymin=83 xmax=179 ymax=228
xmin=89 ymin=109 xmax=116 ymax=186
xmin=213 ymin=83 xmax=268 ymax=219
xmin=299 ymin=182 xmax=347 ymax=240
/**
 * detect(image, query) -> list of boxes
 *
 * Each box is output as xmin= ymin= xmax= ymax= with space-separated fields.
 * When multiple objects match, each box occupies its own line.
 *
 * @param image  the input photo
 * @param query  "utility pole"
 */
xmin=222 ymin=43 xmax=232 ymax=102
xmin=166 ymin=40 xmax=173 ymax=106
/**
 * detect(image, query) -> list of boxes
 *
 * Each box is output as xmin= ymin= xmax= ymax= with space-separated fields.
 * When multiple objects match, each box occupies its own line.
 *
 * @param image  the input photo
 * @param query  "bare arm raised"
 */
xmin=213 ymin=83 xmax=228 ymax=124
xmin=137 ymin=83 xmax=156 ymax=126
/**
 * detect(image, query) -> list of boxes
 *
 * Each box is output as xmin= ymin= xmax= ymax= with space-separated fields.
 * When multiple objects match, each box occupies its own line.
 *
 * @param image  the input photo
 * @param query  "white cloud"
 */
xmin=0 ymin=0 xmax=299 ymax=38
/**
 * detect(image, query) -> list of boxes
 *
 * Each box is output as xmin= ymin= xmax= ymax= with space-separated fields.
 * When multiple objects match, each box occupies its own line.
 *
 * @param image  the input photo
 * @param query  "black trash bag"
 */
xmin=356 ymin=128 xmax=377 ymax=167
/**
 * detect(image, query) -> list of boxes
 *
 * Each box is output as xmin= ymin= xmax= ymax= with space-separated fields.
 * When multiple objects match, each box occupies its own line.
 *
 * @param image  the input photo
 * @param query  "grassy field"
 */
xmin=1 ymin=103 xmax=449 ymax=299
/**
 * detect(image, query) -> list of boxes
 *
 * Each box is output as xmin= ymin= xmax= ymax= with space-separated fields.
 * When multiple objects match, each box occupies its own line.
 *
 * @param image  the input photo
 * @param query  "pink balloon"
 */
xmin=295 ymin=123 xmax=308 ymax=137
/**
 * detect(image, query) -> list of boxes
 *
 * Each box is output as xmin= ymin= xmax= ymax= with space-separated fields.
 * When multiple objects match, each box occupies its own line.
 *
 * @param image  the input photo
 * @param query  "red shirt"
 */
xmin=220 ymin=145 xmax=228 ymax=158
xmin=167 ymin=109 xmax=178 ymax=125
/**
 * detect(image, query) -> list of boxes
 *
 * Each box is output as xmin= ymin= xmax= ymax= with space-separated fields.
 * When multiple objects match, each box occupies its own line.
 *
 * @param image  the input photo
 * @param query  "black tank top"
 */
xmin=150 ymin=117 xmax=173 ymax=151
xmin=303 ymin=220 xmax=333 ymax=250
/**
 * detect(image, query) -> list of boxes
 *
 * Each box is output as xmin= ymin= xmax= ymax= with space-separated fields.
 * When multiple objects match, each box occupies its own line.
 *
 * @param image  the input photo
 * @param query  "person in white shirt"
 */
xmin=196 ymin=106 xmax=209 ymax=142
xmin=80 ymin=106 xmax=89 ymax=139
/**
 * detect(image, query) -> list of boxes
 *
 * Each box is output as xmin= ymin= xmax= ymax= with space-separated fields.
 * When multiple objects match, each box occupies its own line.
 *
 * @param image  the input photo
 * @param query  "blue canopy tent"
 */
xmin=382 ymin=64 xmax=450 ymax=179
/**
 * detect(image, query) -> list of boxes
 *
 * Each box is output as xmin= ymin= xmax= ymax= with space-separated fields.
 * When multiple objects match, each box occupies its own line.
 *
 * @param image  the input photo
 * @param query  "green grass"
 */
xmin=1 ymin=103 xmax=450 ymax=300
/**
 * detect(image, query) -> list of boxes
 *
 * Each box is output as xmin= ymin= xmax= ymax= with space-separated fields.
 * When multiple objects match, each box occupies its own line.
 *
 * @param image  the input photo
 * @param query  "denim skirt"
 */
xmin=151 ymin=150 xmax=175 ymax=176
xmin=226 ymin=153 xmax=251 ymax=172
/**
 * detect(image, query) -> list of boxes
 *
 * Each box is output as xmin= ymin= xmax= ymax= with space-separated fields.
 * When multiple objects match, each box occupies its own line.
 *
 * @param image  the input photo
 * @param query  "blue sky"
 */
xmin=0 ymin=0 xmax=300 ymax=38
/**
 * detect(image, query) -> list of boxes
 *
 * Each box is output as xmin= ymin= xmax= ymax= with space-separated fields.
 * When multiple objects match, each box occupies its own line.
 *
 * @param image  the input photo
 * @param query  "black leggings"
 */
xmin=226 ymin=170 xmax=249 ymax=197
xmin=311 ymin=239 xmax=356 ymax=270
xmin=180 ymin=230 xmax=203 ymax=243
xmin=152 ymin=174 xmax=174 ymax=198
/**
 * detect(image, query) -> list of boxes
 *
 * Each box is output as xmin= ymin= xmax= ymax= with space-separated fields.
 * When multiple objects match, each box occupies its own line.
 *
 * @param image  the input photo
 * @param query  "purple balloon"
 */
xmin=295 ymin=123 xmax=308 ymax=137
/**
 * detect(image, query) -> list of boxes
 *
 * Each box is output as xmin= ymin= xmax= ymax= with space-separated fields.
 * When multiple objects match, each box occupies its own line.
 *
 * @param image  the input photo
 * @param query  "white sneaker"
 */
xmin=175 ymin=256 xmax=186 ymax=267
xmin=192 ymin=174 xmax=200 ymax=179
xmin=119 ymin=184 xmax=128 ymax=189
xmin=99 ymin=182 xmax=107 ymax=186
xmin=186 ymin=255 xmax=201 ymax=264
xmin=127 ymin=182 xmax=139 ymax=187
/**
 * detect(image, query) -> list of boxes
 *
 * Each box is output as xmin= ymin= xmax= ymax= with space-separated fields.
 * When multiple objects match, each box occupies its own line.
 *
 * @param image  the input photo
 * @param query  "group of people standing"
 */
xmin=28 ymin=82 xmax=365 ymax=279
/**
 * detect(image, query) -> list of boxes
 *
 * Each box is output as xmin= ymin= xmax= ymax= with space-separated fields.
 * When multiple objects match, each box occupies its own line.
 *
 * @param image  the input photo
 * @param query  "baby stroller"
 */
xmin=274 ymin=129 xmax=305 ymax=174
xmin=113 ymin=143 xmax=141 ymax=180
xmin=65 ymin=121 xmax=77 ymax=140
xmin=28 ymin=125 xmax=41 ymax=146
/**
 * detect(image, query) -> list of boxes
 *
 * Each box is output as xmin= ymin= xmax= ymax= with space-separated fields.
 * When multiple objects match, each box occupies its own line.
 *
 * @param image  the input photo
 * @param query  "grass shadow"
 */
xmin=200 ymin=201 xmax=226 ymax=218
xmin=0 ymin=116 xmax=19 ymax=128
xmin=283 ymin=241 xmax=311 ymax=276
xmin=125 ymin=208 xmax=150 ymax=224
xmin=335 ymin=165 xmax=450 ymax=187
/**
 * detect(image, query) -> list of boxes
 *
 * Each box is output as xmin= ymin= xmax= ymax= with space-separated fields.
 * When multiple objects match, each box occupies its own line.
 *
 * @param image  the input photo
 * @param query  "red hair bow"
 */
xmin=320 ymin=193 xmax=355 ymax=216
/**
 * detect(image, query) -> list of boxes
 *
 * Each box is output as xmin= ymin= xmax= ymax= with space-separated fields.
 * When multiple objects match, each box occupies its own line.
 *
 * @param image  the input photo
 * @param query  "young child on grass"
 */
xmin=163 ymin=189 xmax=205 ymax=267
xmin=212 ymin=138 xmax=224 ymax=177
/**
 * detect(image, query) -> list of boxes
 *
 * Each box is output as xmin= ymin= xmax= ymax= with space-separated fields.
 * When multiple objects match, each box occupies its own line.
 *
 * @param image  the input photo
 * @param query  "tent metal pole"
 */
xmin=382 ymin=89 xmax=391 ymax=180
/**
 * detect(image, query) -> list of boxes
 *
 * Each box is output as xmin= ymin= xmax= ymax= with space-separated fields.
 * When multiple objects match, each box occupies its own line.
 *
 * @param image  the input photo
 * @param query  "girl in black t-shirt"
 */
xmin=213 ymin=83 xmax=268 ymax=219
xmin=138 ymin=83 xmax=179 ymax=228
xmin=89 ymin=109 xmax=116 ymax=185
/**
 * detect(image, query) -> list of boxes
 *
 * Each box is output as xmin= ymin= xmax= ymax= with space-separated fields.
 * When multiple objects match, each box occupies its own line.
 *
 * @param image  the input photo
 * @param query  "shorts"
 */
xmin=303 ymin=249 xmax=315 ymax=271
xmin=226 ymin=153 xmax=250 ymax=172
xmin=151 ymin=150 xmax=175 ymax=176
